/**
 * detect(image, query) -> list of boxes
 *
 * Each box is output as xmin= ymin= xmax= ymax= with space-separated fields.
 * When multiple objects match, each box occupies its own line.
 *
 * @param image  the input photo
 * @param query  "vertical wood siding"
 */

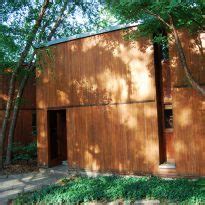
xmin=170 ymin=31 xmax=205 ymax=87
xmin=37 ymin=109 xmax=49 ymax=167
xmin=37 ymin=29 xmax=156 ymax=109
xmin=1 ymin=110 xmax=36 ymax=149
xmin=67 ymin=103 xmax=159 ymax=174
xmin=37 ymin=28 xmax=160 ymax=173
xmin=0 ymin=74 xmax=36 ymax=110
xmin=173 ymin=88 xmax=205 ymax=176
xmin=170 ymin=31 xmax=205 ymax=176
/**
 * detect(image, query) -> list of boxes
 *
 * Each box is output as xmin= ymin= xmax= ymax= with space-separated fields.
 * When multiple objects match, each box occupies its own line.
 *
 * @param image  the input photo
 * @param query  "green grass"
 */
xmin=13 ymin=176 xmax=205 ymax=204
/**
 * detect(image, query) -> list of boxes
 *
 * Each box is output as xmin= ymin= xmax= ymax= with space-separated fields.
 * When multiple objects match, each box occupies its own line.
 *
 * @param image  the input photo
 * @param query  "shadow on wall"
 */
xmin=0 ymin=74 xmax=36 ymax=109
xmin=37 ymin=29 xmax=155 ymax=108
xmin=170 ymin=31 xmax=205 ymax=87
xmin=170 ymin=31 xmax=205 ymax=175
xmin=67 ymin=102 xmax=158 ymax=174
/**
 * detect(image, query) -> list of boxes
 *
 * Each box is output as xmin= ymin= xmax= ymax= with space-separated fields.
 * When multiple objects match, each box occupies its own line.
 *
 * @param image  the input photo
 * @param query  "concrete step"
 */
xmin=158 ymin=163 xmax=177 ymax=177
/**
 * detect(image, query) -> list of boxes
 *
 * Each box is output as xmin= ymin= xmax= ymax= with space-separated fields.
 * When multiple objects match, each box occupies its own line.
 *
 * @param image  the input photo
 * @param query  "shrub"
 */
xmin=13 ymin=176 xmax=205 ymax=204
xmin=12 ymin=142 xmax=37 ymax=162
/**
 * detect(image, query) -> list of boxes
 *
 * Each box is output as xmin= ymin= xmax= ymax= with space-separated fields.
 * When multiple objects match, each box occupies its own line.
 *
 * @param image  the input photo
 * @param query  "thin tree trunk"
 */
xmin=5 ymin=67 xmax=34 ymax=165
xmin=0 ymin=0 xmax=49 ymax=170
xmin=4 ymin=0 xmax=70 ymax=165
xmin=0 ymin=73 xmax=15 ymax=171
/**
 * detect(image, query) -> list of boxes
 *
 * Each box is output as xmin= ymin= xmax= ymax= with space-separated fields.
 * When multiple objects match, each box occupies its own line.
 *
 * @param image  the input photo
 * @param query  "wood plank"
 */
xmin=173 ymin=87 xmax=205 ymax=176
xmin=66 ymin=102 xmax=159 ymax=174
xmin=37 ymin=110 xmax=49 ymax=167
xmin=37 ymin=29 xmax=155 ymax=109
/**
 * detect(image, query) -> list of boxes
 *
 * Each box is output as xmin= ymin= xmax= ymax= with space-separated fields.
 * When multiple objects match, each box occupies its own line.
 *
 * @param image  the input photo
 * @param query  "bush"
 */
xmin=12 ymin=142 xmax=37 ymax=162
xmin=13 ymin=176 xmax=205 ymax=204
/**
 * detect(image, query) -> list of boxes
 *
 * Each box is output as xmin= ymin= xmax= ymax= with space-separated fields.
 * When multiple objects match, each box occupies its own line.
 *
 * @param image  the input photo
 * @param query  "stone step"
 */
xmin=158 ymin=163 xmax=177 ymax=177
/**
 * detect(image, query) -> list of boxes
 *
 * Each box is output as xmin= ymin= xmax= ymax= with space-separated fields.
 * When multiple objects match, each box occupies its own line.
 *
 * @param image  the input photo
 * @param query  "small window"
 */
xmin=32 ymin=112 xmax=37 ymax=136
xmin=164 ymin=105 xmax=173 ymax=129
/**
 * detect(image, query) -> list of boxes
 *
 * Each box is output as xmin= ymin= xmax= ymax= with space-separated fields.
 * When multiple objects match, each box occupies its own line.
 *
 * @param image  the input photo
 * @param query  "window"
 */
xmin=32 ymin=112 xmax=37 ymax=136
xmin=164 ymin=105 xmax=173 ymax=129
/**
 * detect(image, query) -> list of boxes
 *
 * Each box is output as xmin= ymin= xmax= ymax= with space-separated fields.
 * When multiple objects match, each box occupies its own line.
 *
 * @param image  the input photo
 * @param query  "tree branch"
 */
xmin=47 ymin=1 xmax=71 ymax=41
xmin=144 ymin=9 xmax=205 ymax=96
xmin=144 ymin=9 xmax=172 ymax=29
xmin=16 ymin=0 xmax=50 ymax=72
xmin=169 ymin=15 xmax=205 ymax=96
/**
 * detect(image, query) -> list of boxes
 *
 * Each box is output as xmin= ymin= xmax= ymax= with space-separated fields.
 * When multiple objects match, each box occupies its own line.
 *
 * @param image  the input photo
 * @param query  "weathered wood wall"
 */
xmin=37 ymin=110 xmax=48 ymax=166
xmin=170 ymin=31 xmax=205 ymax=176
xmin=0 ymin=74 xmax=36 ymax=145
xmin=37 ymin=28 xmax=160 ymax=174
xmin=173 ymin=88 xmax=205 ymax=176
xmin=67 ymin=103 xmax=159 ymax=174
xmin=37 ymin=29 xmax=156 ymax=109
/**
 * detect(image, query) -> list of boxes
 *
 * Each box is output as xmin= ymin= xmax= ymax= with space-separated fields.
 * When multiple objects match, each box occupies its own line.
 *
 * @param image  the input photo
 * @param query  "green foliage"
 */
xmin=13 ymin=176 xmax=205 ymax=204
xmin=12 ymin=142 xmax=37 ymax=162
xmin=0 ymin=1 xmax=117 ymax=69
xmin=106 ymin=0 xmax=205 ymax=44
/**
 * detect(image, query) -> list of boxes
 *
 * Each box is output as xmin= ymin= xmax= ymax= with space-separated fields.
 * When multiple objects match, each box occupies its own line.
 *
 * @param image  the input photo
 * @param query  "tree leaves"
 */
xmin=0 ymin=0 xmax=117 ymax=68
xmin=107 ymin=0 xmax=205 ymax=44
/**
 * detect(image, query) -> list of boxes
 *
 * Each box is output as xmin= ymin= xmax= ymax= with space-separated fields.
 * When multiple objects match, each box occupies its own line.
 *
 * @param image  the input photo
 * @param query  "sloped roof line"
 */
xmin=35 ymin=23 xmax=138 ymax=48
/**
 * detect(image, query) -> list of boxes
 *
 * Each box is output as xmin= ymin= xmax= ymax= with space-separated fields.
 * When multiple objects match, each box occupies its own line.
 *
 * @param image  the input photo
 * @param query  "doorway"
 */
xmin=154 ymin=37 xmax=175 ymax=165
xmin=48 ymin=109 xmax=67 ymax=166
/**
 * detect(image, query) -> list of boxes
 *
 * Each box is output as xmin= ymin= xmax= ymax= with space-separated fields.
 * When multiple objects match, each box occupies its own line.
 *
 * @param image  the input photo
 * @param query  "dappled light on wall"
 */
xmin=36 ymin=29 xmax=156 ymax=109
xmin=37 ymin=100 xmax=45 ymax=109
xmin=37 ymin=28 xmax=159 ymax=174
xmin=97 ymin=69 xmax=129 ymax=102
xmin=118 ymin=104 xmax=138 ymax=129
xmin=177 ymin=108 xmax=192 ymax=127
xmin=57 ymin=90 xmax=70 ymax=104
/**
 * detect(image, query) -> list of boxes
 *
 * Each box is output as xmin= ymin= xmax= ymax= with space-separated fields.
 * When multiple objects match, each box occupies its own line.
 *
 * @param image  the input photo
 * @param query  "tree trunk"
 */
xmin=4 ymin=1 xmax=70 ymax=165
xmin=0 ymin=0 xmax=49 ymax=170
xmin=0 ymin=74 xmax=15 ymax=171
xmin=4 ymin=72 xmax=31 ymax=165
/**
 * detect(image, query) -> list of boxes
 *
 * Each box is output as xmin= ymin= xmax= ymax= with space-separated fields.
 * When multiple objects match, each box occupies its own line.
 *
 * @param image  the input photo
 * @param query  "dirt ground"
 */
xmin=3 ymin=160 xmax=38 ymax=175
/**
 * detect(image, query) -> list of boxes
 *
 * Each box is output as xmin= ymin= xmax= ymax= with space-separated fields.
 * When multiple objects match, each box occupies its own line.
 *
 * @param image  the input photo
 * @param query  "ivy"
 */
xmin=14 ymin=176 xmax=205 ymax=204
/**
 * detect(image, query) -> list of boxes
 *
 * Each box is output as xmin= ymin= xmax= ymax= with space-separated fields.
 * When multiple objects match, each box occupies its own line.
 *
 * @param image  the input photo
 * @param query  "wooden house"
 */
xmin=37 ymin=25 xmax=205 ymax=177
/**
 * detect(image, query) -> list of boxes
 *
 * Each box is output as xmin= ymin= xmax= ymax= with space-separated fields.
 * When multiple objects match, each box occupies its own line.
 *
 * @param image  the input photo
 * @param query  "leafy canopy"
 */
xmin=0 ymin=0 xmax=117 ymax=71
xmin=107 ymin=0 xmax=205 ymax=43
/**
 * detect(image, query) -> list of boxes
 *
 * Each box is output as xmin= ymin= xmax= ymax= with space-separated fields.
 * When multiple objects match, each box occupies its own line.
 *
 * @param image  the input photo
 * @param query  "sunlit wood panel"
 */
xmin=37 ymin=29 xmax=156 ymax=109
xmin=67 ymin=102 xmax=159 ymax=174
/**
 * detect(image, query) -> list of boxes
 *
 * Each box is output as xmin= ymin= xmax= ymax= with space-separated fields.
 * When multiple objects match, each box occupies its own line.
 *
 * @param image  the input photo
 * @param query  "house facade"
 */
xmin=37 ymin=25 xmax=205 ymax=177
